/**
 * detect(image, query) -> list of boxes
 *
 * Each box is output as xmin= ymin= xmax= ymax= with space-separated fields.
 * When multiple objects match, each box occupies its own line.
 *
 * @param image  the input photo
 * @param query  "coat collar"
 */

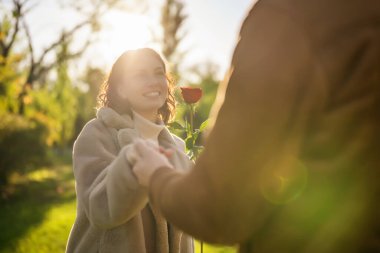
xmin=96 ymin=107 xmax=176 ymax=146
xmin=96 ymin=107 xmax=134 ymax=130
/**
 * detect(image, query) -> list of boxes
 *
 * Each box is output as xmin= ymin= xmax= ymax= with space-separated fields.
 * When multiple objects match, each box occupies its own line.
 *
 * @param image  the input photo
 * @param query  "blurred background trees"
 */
xmin=0 ymin=0 xmax=124 ymax=186
xmin=0 ymin=0 xmax=220 ymax=191
xmin=0 ymin=2 xmax=252 ymax=253
xmin=0 ymin=1 xmax=238 ymax=252
xmin=160 ymin=0 xmax=187 ymax=77
xmin=157 ymin=0 xmax=219 ymax=143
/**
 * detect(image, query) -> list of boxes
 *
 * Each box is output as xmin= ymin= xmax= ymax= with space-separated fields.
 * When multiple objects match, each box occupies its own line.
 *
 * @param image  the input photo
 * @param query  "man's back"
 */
xmin=237 ymin=0 xmax=380 ymax=251
xmin=148 ymin=0 xmax=380 ymax=252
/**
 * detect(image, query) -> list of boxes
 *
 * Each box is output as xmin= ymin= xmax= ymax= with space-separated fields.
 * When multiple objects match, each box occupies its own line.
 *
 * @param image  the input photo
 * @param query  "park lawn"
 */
xmin=0 ymin=165 xmax=237 ymax=253
xmin=0 ymin=165 xmax=76 ymax=253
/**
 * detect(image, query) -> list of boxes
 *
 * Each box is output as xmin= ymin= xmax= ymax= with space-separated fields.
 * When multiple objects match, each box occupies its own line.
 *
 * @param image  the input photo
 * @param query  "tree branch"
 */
xmin=36 ymin=17 xmax=94 ymax=66
xmin=31 ymin=36 xmax=93 ymax=85
xmin=21 ymin=16 xmax=34 ymax=67
xmin=1 ymin=0 xmax=22 ymax=58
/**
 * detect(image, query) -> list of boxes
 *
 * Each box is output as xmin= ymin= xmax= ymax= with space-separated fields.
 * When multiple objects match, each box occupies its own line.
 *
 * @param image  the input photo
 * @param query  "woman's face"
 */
xmin=118 ymin=53 xmax=168 ymax=116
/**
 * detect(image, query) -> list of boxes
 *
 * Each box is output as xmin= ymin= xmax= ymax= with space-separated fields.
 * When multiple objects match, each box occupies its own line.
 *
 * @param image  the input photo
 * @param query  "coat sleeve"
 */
xmin=73 ymin=120 xmax=148 ymax=229
xmin=149 ymin=2 xmax=325 ymax=244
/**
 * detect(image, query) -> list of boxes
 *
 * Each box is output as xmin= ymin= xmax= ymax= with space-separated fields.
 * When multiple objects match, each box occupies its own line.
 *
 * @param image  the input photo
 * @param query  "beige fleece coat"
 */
xmin=66 ymin=107 xmax=194 ymax=253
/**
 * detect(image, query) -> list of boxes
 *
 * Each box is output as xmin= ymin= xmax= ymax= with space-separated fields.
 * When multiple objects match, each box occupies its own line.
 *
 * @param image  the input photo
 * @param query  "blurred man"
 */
xmin=132 ymin=0 xmax=380 ymax=252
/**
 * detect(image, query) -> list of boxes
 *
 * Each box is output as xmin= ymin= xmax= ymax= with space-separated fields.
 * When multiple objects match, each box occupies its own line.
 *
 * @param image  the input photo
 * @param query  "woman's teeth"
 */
xmin=144 ymin=91 xmax=160 ymax=97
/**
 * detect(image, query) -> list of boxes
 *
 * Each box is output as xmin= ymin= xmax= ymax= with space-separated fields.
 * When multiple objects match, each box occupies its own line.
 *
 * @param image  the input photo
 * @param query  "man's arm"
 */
xmin=149 ymin=2 xmax=324 ymax=244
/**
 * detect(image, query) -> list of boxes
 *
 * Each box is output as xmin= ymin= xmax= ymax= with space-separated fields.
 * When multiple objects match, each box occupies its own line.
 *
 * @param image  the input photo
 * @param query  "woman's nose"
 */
xmin=146 ymin=75 xmax=161 ymax=86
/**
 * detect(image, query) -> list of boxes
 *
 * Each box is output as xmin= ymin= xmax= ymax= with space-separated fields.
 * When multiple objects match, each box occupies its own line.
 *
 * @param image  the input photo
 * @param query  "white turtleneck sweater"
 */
xmin=132 ymin=111 xmax=165 ymax=143
xmin=126 ymin=111 xmax=165 ymax=164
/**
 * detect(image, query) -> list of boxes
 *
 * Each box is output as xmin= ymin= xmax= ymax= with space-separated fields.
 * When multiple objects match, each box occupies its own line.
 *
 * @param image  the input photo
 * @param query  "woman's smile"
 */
xmin=143 ymin=91 xmax=161 ymax=98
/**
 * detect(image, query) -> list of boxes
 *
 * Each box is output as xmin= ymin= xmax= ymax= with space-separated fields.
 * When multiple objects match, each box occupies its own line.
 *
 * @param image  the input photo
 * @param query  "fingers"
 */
xmin=146 ymin=139 xmax=159 ymax=148
xmin=134 ymin=139 xmax=174 ymax=159
xmin=125 ymin=144 xmax=139 ymax=165
xmin=159 ymin=146 xmax=174 ymax=158
xmin=134 ymin=139 xmax=151 ymax=156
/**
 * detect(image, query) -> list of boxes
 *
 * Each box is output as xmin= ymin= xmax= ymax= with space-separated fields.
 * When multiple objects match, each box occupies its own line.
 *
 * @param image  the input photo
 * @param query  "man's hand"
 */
xmin=132 ymin=139 xmax=174 ymax=186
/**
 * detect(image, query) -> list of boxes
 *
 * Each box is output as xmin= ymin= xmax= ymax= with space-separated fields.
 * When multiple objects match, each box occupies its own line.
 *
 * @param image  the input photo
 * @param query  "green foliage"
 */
xmin=193 ymin=76 xmax=219 ymax=127
xmin=0 ymin=38 xmax=81 ymax=185
xmin=72 ymin=67 xmax=105 ymax=142
xmin=21 ymin=42 xmax=79 ymax=148
xmin=168 ymin=121 xmax=184 ymax=131
xmin=25 ymin=88 xmax=62 ymax=146
xmin=0 ymin=53 xmax=24 ymax=113
xmin=0 ymin=15 xmax=56 ymax=186
xmin=52 ymin=42 xmax=78 ymax=147
xmin=0 ymin=114 xmax=50 ymax=186
xmin=0 ymin=14 xmax=12 ymax=42
xmin=199 ymin=119 xmax=209 ymax=132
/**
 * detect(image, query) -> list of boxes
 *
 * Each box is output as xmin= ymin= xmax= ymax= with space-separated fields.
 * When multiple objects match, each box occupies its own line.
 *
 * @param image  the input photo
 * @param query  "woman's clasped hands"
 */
xmin=127 ymin=139 xmax=174 ymax=186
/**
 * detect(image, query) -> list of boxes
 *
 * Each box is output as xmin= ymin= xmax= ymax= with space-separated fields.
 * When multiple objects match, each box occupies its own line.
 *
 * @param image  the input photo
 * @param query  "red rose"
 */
xmin=180 ymin=87 xmax=203 ymax=104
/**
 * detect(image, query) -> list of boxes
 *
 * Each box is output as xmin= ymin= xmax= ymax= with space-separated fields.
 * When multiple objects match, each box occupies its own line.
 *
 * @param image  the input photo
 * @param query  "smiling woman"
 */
xmin=66 ymin=48 xmax=194 ymax=253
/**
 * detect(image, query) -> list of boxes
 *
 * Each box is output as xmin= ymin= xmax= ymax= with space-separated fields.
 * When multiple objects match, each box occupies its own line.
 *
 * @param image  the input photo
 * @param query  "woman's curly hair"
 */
xmin=97 ymin=48 xmax=176 ymax=124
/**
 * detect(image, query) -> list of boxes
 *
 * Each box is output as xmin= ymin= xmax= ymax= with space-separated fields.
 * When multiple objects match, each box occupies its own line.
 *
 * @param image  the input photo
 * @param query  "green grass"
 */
xmin=0 ymin=164 xmax=237 ymax=253
xmin=0 ymin=165 xmax=76 ymax=253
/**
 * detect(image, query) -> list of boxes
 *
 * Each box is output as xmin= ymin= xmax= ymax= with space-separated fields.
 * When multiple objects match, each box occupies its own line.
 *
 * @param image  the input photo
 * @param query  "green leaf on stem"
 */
xmin=199 ymin=119 xmax=209 ymax=132
xmin=186 ymin=119 xmax=192 ymax=134
xmin=168 ymin=121 xmax=184 ymax=130
xmin=185 ymin=135 xmax=194 ymax=151
xmin=193 ymin=129 xmax=200 ymax=144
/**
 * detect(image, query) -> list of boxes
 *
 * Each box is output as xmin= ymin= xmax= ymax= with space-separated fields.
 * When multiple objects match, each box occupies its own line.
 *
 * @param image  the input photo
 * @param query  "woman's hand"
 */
xmin=132 ymin=139 xmax=174 ymax=187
